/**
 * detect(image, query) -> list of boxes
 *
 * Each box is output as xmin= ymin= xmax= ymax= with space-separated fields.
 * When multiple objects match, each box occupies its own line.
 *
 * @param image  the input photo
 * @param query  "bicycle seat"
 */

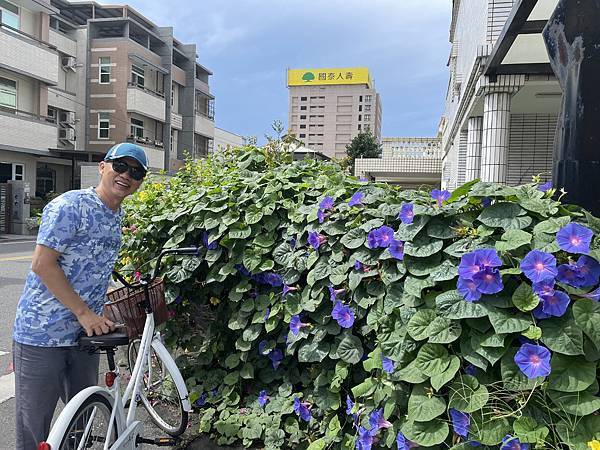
xmin=79 ymin=327 xmax=129 ymax=351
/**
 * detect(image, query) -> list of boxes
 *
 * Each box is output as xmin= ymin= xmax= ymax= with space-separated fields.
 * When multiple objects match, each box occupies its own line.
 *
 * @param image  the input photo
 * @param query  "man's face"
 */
xmin=98 ymin=157 xmax=144 ymax=200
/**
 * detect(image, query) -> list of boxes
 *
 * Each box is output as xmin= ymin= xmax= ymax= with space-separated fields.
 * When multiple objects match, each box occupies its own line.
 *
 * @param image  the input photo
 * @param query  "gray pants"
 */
xmin=13 ymin=341 xmax=100 ymax=450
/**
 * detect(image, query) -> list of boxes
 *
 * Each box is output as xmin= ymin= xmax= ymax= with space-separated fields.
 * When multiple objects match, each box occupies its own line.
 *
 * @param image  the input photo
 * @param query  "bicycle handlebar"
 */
xmin=113 ymin=246 xmax=199 ymax=289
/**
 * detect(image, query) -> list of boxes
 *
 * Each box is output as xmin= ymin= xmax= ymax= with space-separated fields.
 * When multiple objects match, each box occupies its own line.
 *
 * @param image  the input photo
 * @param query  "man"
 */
xmin=13 ymin=143 xmax=148 ymax=450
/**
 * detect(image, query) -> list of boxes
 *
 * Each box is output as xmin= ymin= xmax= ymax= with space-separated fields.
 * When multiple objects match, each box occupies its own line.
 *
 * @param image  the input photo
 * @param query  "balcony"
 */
xmin=126 ymin=83 xmax=166 ymax=122
xmin=171 ymin=112 xmax=182 ymax=130
xmin=195 ymin=78 xmax=210 ymax=95
xmin=194 ymin=113 xmax=214 ymax=138
xmin=125 ymin=136 xmax=164 ymax=170
xmin=354 ymin=152 xmax=442 ymax=188
xmin=0 ymin=25 xmax=59 ymax=85
xmin=0 ymin=107 xmax=57 ymax=151
xmin=48 ymin=30 xmax=77 ymax=57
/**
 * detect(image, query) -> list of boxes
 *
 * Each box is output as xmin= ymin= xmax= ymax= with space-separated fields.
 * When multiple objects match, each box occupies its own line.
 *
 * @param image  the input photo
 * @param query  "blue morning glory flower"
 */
xmin=575 ymin=255 xmax=600 ymax=287
xmin=481 ymin=197 xmax=492 ymax=207
xmin=520 ymin=250 xmax=558 ymax=283
xmin=458 ymin=249 xmax=502 ymax=280
xmin=556 ymin=263 xmax=585 ymax=287
xmin=346 ymin=395 xmax=354 ymax=415
xmin=332 ymin=301 xmax=355 ymax=328
xmin=293 ymin=397 xmax=312 ymax=422
xmin=514 ymin=343 xmax=551 ymax=379
xmin=283 ymin=284 xmax=298 ymax=296
xmin=263 ymin=308 xmax=270 ymax=321
xmin=367 ymin=226 xmax=395 ymax=249
xmin=354 ymin=260 xmax=364 ymax=271
xmin=368 ymin=408 xmax=392 ymax=431
xmin=464 ymin=364 xmax=477 ymax=376
xmin=202 ymin=231 xmax=218 ymax=250
xmin=382 ymin=357 xmax=395 ymax=374
xmin=532 ymin=279 xmax=555 ymax=297
xmin=473 ymin=266 xmax=503 ymax=294
xmin=367 ymin=229 xmax=380 ymax=249
xmin=349 ymin=191 xmax=365 ymax=207
xmin=268 ymin=348 xmax=283 ymax=369
xmin=532 ymin=303 xmax=552 ymax=320
xmin=194 ymin=392 xmax=207 ymax=407
xmin=430 ymin=189 xmax=451 ymax=206
xmin=457 ymin=277 xmax=482 ymax=302
xmin=358 ymin=176 xmax=368 ymax=182
xmin=389 ymin=239 xmax=405 ymax=260
xmin=396 ymin=431 xmax=416 ymax=450
xmin=290 ymin=238 xmax=297 ymax=249
xmin=319 ymin=196 xmax=334 ymax=211
xmin=307 ymin=231 xmax=326 ymax=250
xmin=398 ymin=203 xmax=415 ymax=224
xmin=258 ymin=340 xmax=270 ymax=355
xmin=317 ymin=208 xmax=326 ymax=224
xmin=329 ymin=284 xmax=346 ymax=302
xmin=500 ymin=435 xmax=530 ymax=450
xmin=290 ymin=315 xmax=309 ymax=336
xmin=556 ymin=223 xmax=594 ymax=254
xmin=449 ymin=408 xmax=470 ymax=438
xmin=258 ymin=390 xmax=268 ymax=407
xmin=538 ymin=181 xmax=552 ymax=193
xmin=540 ymin=291 xmax=570 ymax=317
xmin=583 ymin=286 xmax=600 ymax=302
xmin=356 ymin=426 xmax=375 ymax=450
xmin=235 ymin=264 xmax=251 ymax=277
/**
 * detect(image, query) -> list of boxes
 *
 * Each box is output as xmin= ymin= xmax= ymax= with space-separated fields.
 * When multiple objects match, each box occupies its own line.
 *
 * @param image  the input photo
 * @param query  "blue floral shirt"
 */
xmin=13 ymin=188 xmax=123 ymax=347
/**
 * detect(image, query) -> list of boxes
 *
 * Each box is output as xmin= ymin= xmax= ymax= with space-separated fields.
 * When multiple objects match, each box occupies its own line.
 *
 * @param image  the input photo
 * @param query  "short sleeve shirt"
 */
xmin=13 ymin=188 xmax=123 ymax=347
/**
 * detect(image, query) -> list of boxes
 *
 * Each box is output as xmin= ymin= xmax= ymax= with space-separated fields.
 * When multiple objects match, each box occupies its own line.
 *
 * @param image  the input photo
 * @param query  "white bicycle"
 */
xmin=39 ymin=247 xmax=198 ymax=449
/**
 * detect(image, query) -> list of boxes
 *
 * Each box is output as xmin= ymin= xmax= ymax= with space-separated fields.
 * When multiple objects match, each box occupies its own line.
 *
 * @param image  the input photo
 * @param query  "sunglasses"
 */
xmin=110 ymin=160 xmax=146 ymax=181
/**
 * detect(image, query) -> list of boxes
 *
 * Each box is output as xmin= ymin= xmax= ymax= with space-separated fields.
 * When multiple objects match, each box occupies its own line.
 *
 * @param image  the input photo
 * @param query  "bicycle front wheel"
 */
xmin=128 ymin=339 xmax=189 ymax=436
xmin=59 ymin=393 xmax=117 ymax=449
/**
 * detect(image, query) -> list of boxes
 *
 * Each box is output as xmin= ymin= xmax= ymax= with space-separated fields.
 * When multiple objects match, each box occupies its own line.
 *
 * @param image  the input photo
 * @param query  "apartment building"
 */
xmin=287 ymin=67 xmax=382 ymax=160
xmin=0 ymin=0 xmax=215 ymax=199
xmin=440 ymin=0 xmax=560 ymax=190
xmin=354 ymin=137 xmax=442 ymax=188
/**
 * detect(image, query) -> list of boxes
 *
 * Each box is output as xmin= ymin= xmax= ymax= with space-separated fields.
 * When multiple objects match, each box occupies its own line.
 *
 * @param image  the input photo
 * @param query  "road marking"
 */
xmin=0 ymin=240 xmax=36 ymax=246
xmin=0 ymin=255 xmax=33 ymax=262
xmin=0 ymin=372 xmax=14 ymax=403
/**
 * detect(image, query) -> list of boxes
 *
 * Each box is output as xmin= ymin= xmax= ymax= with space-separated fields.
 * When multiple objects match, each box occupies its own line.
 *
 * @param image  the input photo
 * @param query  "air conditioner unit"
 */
xmin=59 ymin=111 xmax=76 ymax=124
xmin=59 ymin=128 xmax=75 ymax=141
xmin=155 ymin=140 xmax=163 ymax=148
xmin=61 ymin=56 xmax=77 ymax=71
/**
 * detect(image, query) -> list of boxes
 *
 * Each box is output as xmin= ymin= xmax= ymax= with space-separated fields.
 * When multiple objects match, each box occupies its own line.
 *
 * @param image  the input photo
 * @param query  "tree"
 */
xmin=345 ymin=130 xmax=382 ymax=172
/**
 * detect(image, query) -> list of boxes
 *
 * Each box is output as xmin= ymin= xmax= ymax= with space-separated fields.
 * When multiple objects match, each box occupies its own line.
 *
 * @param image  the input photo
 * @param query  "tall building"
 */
xmin=440 ymin=0 xmax=561 ymax=190
xmin=287 ymin=67 xmax=382 ymax=159
xmin=0 ymin=0 xmax=215 ymax=198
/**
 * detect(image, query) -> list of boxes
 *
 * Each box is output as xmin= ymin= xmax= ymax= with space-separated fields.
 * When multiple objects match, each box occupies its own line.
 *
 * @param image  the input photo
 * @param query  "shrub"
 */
xmin=120 ymin=146 xmax=600 ymax=450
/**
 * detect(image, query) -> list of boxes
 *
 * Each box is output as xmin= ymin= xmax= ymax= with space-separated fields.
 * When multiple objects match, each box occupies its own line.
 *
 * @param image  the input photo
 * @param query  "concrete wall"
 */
xmin=214 ymin=127 xmax=244 ymax=151
xmin=0 ymin=113 xmax=57 ymax=150
xmin=0 ymin=150 xmax=37 ymax=188
xmin=194 ymin=114 xmax=214 ymax=138
xmin=0 ymin=28 xmax=59 ymax=84
xmin=48 ymin=29 xmax=77 ymax=57
xmin=126 ymin=87 xmax=166 ymax=122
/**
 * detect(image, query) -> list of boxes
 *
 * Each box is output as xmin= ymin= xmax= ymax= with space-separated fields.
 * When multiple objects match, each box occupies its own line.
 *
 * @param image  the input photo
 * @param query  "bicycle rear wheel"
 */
xmin=59 ymin=393 xmax=117 ymax=449
xmin=128 ymin=339 xmax=188 ymax=436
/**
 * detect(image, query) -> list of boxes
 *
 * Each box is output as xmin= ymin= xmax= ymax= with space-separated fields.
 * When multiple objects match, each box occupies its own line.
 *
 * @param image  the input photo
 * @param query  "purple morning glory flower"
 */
xmin=358 ymin=176 xmax=368 ymax=182
xmin=368 ymin=408 xmax=392 ymax=431
xmin=473 ymin=266 xmax=504 ymax=294
xmin=540 ymin=291 xmax=570 ymax=317
xmin=194 ymin=392 xmax=207 ymax=407
xmin=283 ymin=284 xmax=298 ymax=296
xmin=332 ymin=301 xmax=355 ymax=328
xmin=457 ymin=277 xmax=482 ymax=302
xmin=575 ymin=255 xmax=600 ymax=287
xmin=449 ymin=408 xmax=470 ymax=438
xmin=268 ymin=348 xmax=283 ymax=369
xmin=293 ymin=397 xmax=312 ymax=422
xmin=501 ymin=435 xmax=530 ymax=450
xmin=538 ymin=181 xmax=552 ymax=193
xmin=583 ymin=286 xmax=600 ymax=302
xmin=520 ymin=250 xmax=558 ymax=283
xmin=346 ymin=395 xmax=354 ymax=415
xmin=431 ymin=189 xmax=451 ymax=206
xmin=398 ymin=203 xmax=415 ymax=224
xmin=396 ymin=431 xmax=417 ymax=450
xmin=329 ymin=284 xmax=346 ymax=302
xmin=382 ymin=357 xmax=395 ymax=374
xmin=290 ymin=315 xmax=309 ymax=336
xmin=532 ymin=303 xmax=552 ymax=320
xmin=356 ymin=427 xmax=375 ymax=450
xmin=481 ymin=197 xmax=492 ymax=207
xmin=258 ymin=340 xmax=270 ymax=355
xmin=263 ymin=308 xmax=270 ymax=321
xmin=235 ymin=264 xmax=251 ymax=277
xmin=367 ymin=226 xmax=395 ymax=249
xmin=532 ymin=279 xmax=555 ymax=297
xmin=349 ymin=191 xmax=365 ymax=207
xmin=465 ymin=364 xmax=477 ymax=376
xmin=389 ymin=239 xmax=405 ymax=260
xmin=307 ymin=231 xmax=327 ymax=250
xmin=458 ymin=249 xmax=502 ymax=280
xmin=202 ymin=231 xmax=218 ymax=250
xmin=556 ymin=263 xmax=585 ymax=287
xmin=367 ymin=229 xmax=380 ymax=249
xmin=258 ymin=390 xmax=268 ymax=407
xmin=354 ymin=260 xmax=364 ymax=271
xmin=317 ymin=208 xmax=326 ymax=224
xmin=290 ymin=238 xmax=297 ymax=249
xmin=556 ymin=223 xmax=594 ymax=254
xmin=319 ymin=196 xmax=334 ymax=211
xmin=514 ymin=343 xmax=551 ymax=379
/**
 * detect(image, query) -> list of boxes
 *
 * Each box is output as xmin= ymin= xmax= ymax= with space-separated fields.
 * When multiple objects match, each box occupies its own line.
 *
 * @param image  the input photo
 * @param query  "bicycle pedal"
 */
xmin=136 ymin=436 xmax=178 ymax=446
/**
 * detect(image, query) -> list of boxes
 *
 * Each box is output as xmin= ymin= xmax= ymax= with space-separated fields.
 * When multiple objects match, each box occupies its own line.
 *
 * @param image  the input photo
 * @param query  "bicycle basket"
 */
xmin=103 ymin=278 xmax=168 ymax=340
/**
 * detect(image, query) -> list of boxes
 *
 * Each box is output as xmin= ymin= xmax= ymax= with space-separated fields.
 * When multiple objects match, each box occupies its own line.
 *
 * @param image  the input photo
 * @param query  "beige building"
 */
xmin=214 ymin=127 xmax=245 ymax=151
xmin=0 ymin=0 xmax=215 ymax=200
xmin=287 ymin=67 xmax=382 ymax=159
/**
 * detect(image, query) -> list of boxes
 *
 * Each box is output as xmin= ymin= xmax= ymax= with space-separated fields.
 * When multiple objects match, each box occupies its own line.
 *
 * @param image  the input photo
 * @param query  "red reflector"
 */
xmin=38 ymin=443 xmax=51 ymax=450
xmin=105 ymin=371 xmax=117 ymax=387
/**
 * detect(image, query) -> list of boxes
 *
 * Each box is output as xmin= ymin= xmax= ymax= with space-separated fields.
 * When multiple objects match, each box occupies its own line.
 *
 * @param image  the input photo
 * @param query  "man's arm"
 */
xmin=31 ymin=244 xmax=115 ymax=337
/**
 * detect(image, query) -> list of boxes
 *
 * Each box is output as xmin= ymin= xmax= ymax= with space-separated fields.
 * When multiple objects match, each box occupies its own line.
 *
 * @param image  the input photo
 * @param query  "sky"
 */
xmin=122 ymin=0 xmax=452 ymax=143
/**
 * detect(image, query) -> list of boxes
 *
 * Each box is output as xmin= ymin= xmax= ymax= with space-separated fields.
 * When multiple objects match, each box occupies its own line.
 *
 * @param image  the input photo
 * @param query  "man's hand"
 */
xmin=76 ymin=309 xmax=115 ymax=336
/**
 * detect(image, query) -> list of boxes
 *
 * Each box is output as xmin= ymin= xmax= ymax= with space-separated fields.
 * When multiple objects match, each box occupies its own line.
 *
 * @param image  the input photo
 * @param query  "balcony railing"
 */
xmin=0 ymin=20 xmax=57 ymax=51
xmin=0 ymin=105 xmax=54 ymax=123
xmin=194 ymin=110 xmax=214 ymax=121
xmin=127 ymin=81 xmax=165 ymax=99
xmin=126 ymin=135 xmax=164 ymax=149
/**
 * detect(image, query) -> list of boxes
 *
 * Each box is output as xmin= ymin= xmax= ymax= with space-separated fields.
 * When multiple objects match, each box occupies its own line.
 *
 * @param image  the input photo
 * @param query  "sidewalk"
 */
xmin=0 ymin=234 xmax=37 ymax=242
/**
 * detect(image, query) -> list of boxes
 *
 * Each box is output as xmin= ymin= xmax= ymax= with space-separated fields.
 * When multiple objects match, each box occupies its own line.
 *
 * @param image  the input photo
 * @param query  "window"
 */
xmin=300 ymin=115 xmax=306 ymax=120
xmin=36 ymin=166 xmax=56 ymax=197
xmin=359 ymin=95 xmax=363 ymax=102
xmin=130 ymin=118 xmax=144 ymax=138
xmin=47 ymin=107 xmax=57 ymax=123
xmin=0 ymin=76 xmax=17 ymax=110
xmin=300 ymin=106 xmax=307 ymax=110
xmin=98 ymin=112 xmax=110 ymax=139
xmin=358 ymin=124 xmax=362 ymax=130
xmin=131 ymin=65 xmax=145 ymax=88
xmin=359 ymin=105 xmax=362 ymax=112
xmin=300 ymin=96 xmax=307 ymax=101
xmin=300 ymin=124 xmax=306 ymax=129
xmin=358 ymin=114 xmax=362 ymax=121
xmin=99 ymin=57 xmax=111 ymax=84
xmin=299 ymin=133 xmax=306 ymax=138
xmin=364 ymin=95 xmax=372 ymax=102
xmin=0 ymin=0 xmax=19 ymax=30
xmin=364 ymin=114 xmax=371 ymax=121
xmin=364 ymin=104 xmax=371 ymax=112
xmin=13 ymin=163 xmax=23 ymax=181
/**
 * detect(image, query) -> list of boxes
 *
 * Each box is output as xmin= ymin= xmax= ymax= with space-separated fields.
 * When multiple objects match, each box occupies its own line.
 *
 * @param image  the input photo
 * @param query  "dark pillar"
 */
xmin=543 ymin=0 xmax=600 ymax=216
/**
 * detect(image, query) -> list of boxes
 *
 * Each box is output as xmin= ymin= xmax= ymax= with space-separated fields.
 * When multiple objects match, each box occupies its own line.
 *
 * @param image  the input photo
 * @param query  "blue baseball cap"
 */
xmin=104 ymin=143 xmax=149 ymax=171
